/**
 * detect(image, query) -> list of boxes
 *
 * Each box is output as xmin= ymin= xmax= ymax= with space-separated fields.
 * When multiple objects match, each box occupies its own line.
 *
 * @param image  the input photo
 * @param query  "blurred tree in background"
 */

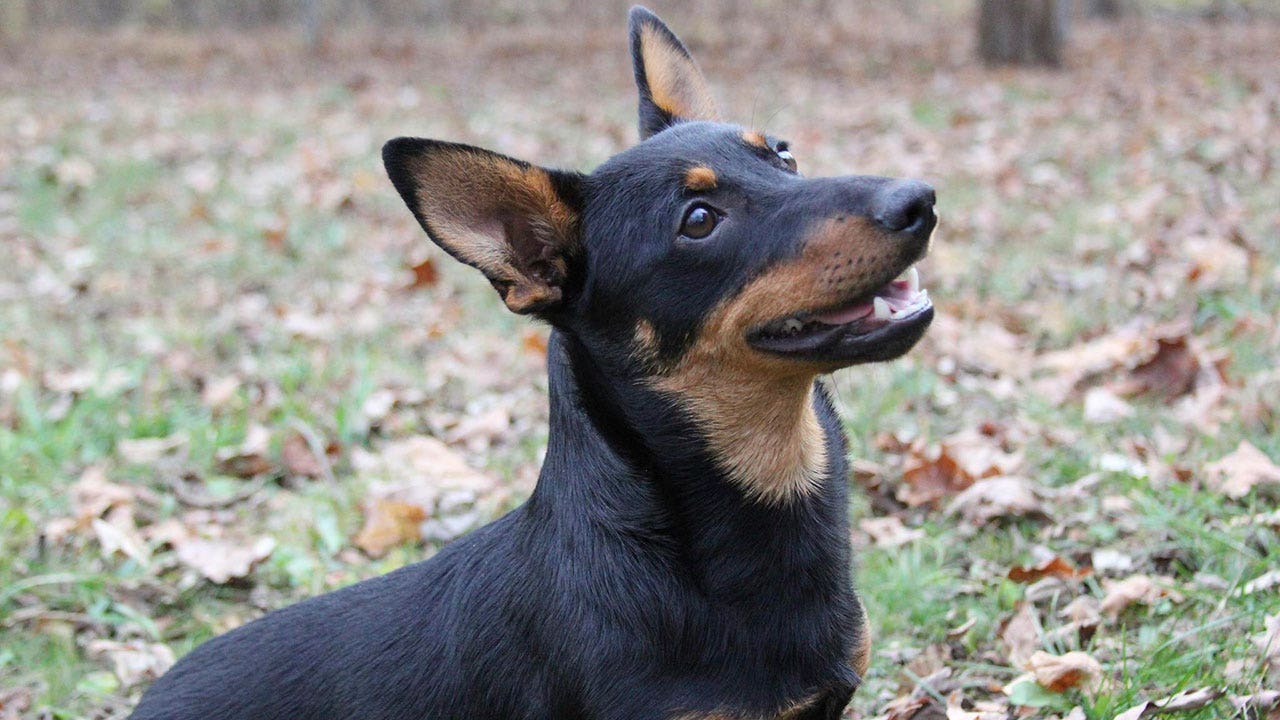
xmin=0 ymin=0 xmax=1267 ymax=35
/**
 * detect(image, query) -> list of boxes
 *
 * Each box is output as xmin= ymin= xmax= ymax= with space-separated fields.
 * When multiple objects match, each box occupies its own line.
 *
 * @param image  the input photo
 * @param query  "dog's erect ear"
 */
xmin=628 ymin=6 xmax=720 ymax=140
xmin=382 ymin=138 xmax=584 ymax=316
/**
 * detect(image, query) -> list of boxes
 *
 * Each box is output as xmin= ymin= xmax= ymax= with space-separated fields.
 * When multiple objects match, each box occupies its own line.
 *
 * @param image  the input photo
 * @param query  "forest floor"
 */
xmin=1 ymin=4 xmax=1278 ymax=718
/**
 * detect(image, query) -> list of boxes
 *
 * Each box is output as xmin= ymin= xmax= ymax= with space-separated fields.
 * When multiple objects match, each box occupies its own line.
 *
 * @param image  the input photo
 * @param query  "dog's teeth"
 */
xmin=906 ymin=266 xmax=919 ymax=295
xmin=873 ymin=297 xmax=891 ymax=320
xmin=783 ymin=318 xmax=804 ymax=334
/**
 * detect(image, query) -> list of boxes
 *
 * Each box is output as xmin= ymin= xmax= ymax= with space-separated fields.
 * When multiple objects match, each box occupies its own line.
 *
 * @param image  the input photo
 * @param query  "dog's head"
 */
xmin=384 ymin=8 xmax=933 ymax=386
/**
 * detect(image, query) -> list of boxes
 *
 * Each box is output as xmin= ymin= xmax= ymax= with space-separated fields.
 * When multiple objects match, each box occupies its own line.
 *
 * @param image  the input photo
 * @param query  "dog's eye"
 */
xmin=776 ymin=144 xmax=798 ymax=172
xmin=679 ymin=204 xmax=719 ymax=239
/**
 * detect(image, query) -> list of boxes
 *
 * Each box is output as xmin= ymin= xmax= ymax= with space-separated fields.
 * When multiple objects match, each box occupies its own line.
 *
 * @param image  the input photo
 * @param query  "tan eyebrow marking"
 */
xmin=742 ymin=130 xmax=769 ymax=148
xmin=683 ymin=165 xmax=718 ymax=191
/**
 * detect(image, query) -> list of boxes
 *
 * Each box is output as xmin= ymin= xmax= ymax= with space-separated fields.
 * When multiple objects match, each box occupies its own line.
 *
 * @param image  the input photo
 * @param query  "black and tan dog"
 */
xmin=131 ymin=7 xmax=935 ymax=719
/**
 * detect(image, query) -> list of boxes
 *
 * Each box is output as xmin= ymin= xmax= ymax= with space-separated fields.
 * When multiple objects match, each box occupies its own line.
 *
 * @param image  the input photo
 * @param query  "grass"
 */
xmin=2 ymin=6 xmax=1279 ymax=718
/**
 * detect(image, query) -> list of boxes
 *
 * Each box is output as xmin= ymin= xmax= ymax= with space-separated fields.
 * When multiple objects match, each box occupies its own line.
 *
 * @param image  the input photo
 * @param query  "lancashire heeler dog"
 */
xmin=132 ymin=7 xmax=936 ymax=719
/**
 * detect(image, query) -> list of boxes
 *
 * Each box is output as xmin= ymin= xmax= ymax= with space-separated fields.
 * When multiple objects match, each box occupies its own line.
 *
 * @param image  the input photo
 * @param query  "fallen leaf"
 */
xmin=946 ymin=476 xmax=1045 ymax=525
xmin=1241 ymin=569 xmax=1280 ymax=596
xmin=406 ymin=256 xmax=439 ymax=289
xmin=881 ymin=695 xmax=937 ymax=720
xmin=1113 ymin=687 xmax=1225 ymax=720
xmin=86 ymin=640 xmax=175 ymax=688
xmin=945 ymin=694 xmax=1005 ymax=720
xmin=281 ymin=433 xmax=324 ymax=478
xmin=1229 ymin=690 xmax=1279 ymax=717
xmin=354 ymin=499 xmax=428 ymax=557
xmin=1091 ymin=548 xmax=1135 ymax=575
xmin=901 ymin=431 xmax=1023 ymax=508
xmin=91 ymin=507 xmax=149 ymax=565
xmin=117 ymin=434 xmax=186 ymax=465
xmin=1205 ymin=441 xmax=1280 ymax=499
xmin=215 ymin=424 xmax=275 ymax=478
xmin=1025 ymin=650 xmax=1102 ymax=692
xmin=1008 ymin=556 xmax=1090 ymax=584
xmin=200 ymin=375 xmax=241 ymax=409
xmin=1083 ymin=387 xmax=1135 ymax=423
xmin=174 ymin=536 xmax=275 ymax=584
xmin=1100 ymin=575 xmax=1183 ymax=618
xmin=1112 ymin=335 xmax=1199 ymax=400
xmin=1254 ymin=614 xmax=1279 ymax=669
xmin=521 ymin=328 xmax=548 ymax=356
xmin=1059 ymin=596 xmax=1102 ymax=629
xmin=860 ymin=516 xmax=925 ymax=548
xmin=999 ymin=601 xmax=1041 ymax=667
xmin=0 ymin=687 xmax=32 ymax=720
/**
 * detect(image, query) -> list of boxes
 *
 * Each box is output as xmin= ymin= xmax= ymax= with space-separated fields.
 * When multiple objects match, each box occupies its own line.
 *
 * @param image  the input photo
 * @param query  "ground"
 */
xmin=1 ymin=4 xmax=1278 ymax=719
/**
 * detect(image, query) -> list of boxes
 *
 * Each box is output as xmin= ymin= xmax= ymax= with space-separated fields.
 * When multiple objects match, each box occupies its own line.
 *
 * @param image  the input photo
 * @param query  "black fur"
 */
xmin=132 ymin=7 xmax=936 ymax=720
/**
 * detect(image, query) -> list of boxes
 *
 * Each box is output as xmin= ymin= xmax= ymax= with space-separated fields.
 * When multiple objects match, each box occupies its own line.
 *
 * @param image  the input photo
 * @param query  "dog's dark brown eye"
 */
xmin=680 ymin=204 xmax=719 ymax=239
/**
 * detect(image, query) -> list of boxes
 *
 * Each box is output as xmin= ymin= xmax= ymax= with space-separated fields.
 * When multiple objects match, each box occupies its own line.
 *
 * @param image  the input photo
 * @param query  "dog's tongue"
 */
xmin=813 ymin=302 xmax=875 ymax=325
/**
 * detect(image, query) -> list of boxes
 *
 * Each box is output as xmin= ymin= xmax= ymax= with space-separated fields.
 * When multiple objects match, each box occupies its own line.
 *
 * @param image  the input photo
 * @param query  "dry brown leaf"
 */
xmin=1113 ymin=687 xmax=1225 ymax=720
xmin=353 ymin=435 xmax=495 ymax=507
xmin=1083 ymin=387 xmax=1135 ymax=423
xmin=174 ymin=536 xmax=275 ymax=584
xmin=899 ymin=430 xmax=1020 ymax=508
xmin=406 ymin=256 xmax=439 ymax=289
xmin=215 ymin=424 xmax=275 ymax=478
xmin=281 ymin=433 xmax=324 ymax=478
xmin=0 ymin=687 xmax=32 ymax=720
xmin=1205 ymin=441 xmax=1280 ymax=499
xmin=200 ymin=375 xmax=241 ymax=409
xmin=86 ymin=640 xmax=175 ymax=688
xmin=945 ymin=476 xmax=1045 ymax=526
xmin=944 ymin=695 xmax=1005 ymax=720
xmin=880 ymin=695 xmax=938 ymax=720
xmin=1025 ymin=650 xmax=1102 ymax=692
xmin=1229 ymin=690 xmax=1280 ymax=717
xmin=354 ymin=499 xmax=428 ymax=557
xmin=1008 ymin=556 xmax=1091 ymax=584
xmin=117 ymin=433 xmax=186 ymax=465
xmin=521 ymin=328 xmax=549 ymax=356
xmin=999 ymin=601 xmax=1041 ymax=667
xmin=1100 ymin=575 xmax=1183 ymax=618
xmin=1255 ymin=614 xmax=1280 ymax=669
xmin=859 ymin=516 xmax=924 ymax=548
xmin=900 ymin=447 xmax=970 ymax=507
xmin=71 ymin=466 xmax=134 ymax=518
xmin=91 ymin=507 xmax=149 ymax=565
xmin=1112 ymin=335 xmax=1199 ymax=400
xmin=1059 ymin=596 xmax=1102 ymax=628
xmin=1241 ymin=570 xmax=1280 ymax=596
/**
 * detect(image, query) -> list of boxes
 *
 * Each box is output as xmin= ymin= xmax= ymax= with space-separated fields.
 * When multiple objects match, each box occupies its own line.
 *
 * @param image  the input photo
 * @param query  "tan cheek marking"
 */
xmin=683 ymin=165 xmax=718 ymax=191
xmin=640 ymin=25 xmax=719 ymax=122
xmin=633 ymin=319 xmax=662 ymax=368
xmin=742 ymin=130 xmax=768 ymax=148
xmin=852 ymin=601 xmax=872 ymax=677
xmin=652 ymin=217 xmax=892 ymax=504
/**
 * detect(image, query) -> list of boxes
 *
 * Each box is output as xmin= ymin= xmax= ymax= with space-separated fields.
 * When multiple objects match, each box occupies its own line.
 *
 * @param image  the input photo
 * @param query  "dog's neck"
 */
xmin=528 ymin=330 xmax=852 ymax=601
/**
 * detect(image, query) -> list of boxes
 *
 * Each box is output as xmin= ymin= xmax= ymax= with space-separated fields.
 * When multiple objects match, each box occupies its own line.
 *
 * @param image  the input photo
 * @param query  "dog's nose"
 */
xmin=872 ymin=180 xmax=936 ymax=236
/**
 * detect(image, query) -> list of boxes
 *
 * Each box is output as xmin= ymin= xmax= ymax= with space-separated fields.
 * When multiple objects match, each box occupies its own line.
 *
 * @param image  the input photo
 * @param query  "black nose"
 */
xmin=872 ymin=180 xmax=936 ymax=236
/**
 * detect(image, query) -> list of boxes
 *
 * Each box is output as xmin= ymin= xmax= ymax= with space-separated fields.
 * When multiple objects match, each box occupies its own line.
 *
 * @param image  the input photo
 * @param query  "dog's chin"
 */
xmin=747 ymin=302 xmax=933 ymax=368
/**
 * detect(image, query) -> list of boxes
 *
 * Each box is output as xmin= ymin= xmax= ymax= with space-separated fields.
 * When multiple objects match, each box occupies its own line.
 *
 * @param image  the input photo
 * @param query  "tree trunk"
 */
xmin=1088 ymin=0 xmax=1125 ymax=18
xmin=977 ymin=0 xmax=1068 ymax=67
xmin=0 ymin=0 xmax=29 ymax=40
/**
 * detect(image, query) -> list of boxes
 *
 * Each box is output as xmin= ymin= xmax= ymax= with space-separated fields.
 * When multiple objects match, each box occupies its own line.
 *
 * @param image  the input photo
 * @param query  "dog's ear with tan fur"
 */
xmin=629 ymin=6 xmax=720 ymax=140
xmin=382 ymin=138 xmax=584 ymax=316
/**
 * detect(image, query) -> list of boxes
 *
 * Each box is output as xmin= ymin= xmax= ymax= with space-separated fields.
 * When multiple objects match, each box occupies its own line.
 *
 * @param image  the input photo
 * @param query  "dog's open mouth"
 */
xmin=748 ymin=266 xmax=934 ymax=363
